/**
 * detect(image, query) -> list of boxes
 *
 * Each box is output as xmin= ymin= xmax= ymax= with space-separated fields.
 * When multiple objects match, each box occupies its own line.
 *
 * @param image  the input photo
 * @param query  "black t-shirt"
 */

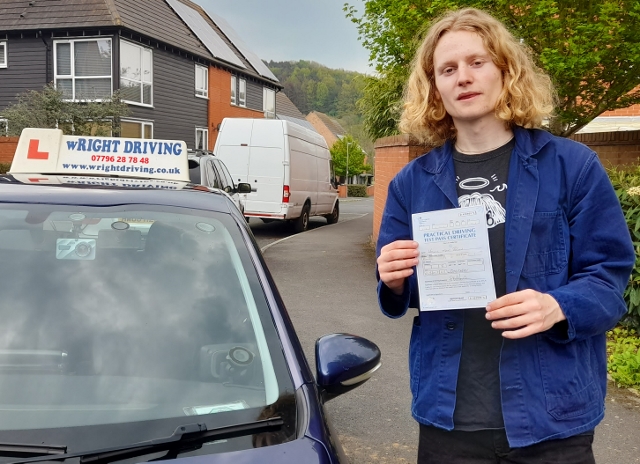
xmin=452 ymin=138 xmax=514 ymax=430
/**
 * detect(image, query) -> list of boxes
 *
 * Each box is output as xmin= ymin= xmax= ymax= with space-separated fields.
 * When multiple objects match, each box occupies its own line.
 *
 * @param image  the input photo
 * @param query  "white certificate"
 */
xmin=412 ymin=205 xmax=496 ymax=311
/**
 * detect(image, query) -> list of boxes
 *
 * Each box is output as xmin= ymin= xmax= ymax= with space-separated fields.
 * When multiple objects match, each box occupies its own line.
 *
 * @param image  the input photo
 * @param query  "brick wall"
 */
xmin=305 ymin=112 xmax=338 ymax=148
xmin=208 ymin=66 xmax=263 ymax=149
xmin=571 ymin=130 xmax=640 ymax=166
xmin=601 ymin=104 xmax=640 ymax=117
xmin=0 ymin=137 xmax=19 ymax=164
xmin=372 ymin=135 xmax=433 ymax=242
xmin=367 ymin=185 xmax=375 ymax=197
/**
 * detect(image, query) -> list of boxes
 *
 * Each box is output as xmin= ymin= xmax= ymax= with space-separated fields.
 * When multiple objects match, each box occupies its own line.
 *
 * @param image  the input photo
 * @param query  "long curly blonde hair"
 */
xmin=399 ymin=8 xmax=556 ymax=146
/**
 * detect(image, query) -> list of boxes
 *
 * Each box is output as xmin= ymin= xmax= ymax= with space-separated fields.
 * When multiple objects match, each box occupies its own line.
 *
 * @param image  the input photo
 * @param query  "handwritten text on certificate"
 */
xmin=411 ymin=205 xmax=496 ymax=311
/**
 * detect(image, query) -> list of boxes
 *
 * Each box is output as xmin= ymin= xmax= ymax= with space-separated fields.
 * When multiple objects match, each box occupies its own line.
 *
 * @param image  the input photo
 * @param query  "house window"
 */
xmin=231 ymin=75 xmax=237 ymax=105
xmin=0 ymin=41 xmax=7 ymax=68
xmin=120 ymin=41 xmax=153 ymax=106
xmin=54 ymin=38 xmax=112 ymax=101
xmin=263 ymin=88 xmax=275 ymax=119
xmin=121 ymin=120 xmax=153 ymax=139
xmin=239 ymin=78 xmax=246 ymax=107
xmin=195 ymin=64 xmax=208 ymax=98
xmin=195 ymin=128 xmax=208 ymax=150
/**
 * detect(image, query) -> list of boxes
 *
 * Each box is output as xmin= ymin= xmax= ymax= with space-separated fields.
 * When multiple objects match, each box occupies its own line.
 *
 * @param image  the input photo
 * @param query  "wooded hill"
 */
xmin=267 ymin=60 xmax=373 ymax=154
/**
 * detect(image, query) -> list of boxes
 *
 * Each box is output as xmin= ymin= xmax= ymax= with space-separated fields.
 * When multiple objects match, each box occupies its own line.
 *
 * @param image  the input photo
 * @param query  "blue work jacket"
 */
xmin=376 ymin=127 xmax=635 ymax=447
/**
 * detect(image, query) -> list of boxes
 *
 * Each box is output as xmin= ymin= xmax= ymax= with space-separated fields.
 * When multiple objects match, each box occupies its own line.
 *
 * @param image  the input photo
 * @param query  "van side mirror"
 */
xmin=236 ymin=183 xmax=252 ymax=194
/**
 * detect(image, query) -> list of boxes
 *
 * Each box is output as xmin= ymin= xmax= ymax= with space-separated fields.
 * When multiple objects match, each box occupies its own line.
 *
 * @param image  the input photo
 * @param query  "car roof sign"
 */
xmin=10 ymin=128 xmax=190 ymax=182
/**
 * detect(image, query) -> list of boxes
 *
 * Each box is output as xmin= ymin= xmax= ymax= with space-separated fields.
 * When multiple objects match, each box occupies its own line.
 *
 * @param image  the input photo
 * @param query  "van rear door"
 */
xmin=244 ymin=121 xmax=285 ymax=214
xmin=214 ymin=119 xmax=252 ymax=184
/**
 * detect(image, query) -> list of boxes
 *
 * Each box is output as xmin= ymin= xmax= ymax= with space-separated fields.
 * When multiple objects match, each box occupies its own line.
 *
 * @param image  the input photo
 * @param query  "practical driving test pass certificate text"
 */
xmin=411 ymin=205 xmax=496 ymax=311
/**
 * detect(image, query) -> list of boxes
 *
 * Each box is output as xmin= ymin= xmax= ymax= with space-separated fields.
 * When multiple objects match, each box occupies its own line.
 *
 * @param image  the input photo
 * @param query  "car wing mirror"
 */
xmin=236 ymin=182 xmax=252 ymax=194
xmin=315 ymin=333 xmax=381 ymax=402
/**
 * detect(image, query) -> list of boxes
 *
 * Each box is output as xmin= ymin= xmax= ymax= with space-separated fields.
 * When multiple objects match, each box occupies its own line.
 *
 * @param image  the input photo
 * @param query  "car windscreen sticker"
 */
xmin=183 ymin=401 xmax=249 ymax=416
xmin=10 ymin=128 xmax=190 ymax=182
xmin=56 ymin=239 xmax=96 ymax=260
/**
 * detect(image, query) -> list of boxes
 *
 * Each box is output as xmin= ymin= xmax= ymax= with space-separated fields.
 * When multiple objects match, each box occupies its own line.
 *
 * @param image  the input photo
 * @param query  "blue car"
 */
xmin=0 ymin=129 xmax=381 ymax=464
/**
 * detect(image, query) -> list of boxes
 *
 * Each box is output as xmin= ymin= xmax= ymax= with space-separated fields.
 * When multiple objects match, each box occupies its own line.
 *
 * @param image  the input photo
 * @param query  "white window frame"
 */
xmin=121 ymin=119 xmax=153 ymax=139
xmin=195 ymin=127 xmax=209 ymax=150
xmin=231 ymin=75 xmax=237 ymax=105
xmin=120 ymin=40 xmax=153 ymax=107
xmin=239 ymin=78 xmax=246 ymax=107
xmin=54 ymin=38 xmax=113 ymax=102
xmin=0 ymin=41 xmax=7 ymax=68
xmin=263 ymin=87 xmax=275 ymax=119
xmin=195 ymin=64 xmax=208 ymax=99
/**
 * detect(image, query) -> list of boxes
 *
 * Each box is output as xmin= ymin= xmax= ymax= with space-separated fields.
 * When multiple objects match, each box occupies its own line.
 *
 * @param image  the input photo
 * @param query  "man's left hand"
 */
xmin=485 ymin=289 xmax=566 ymax=339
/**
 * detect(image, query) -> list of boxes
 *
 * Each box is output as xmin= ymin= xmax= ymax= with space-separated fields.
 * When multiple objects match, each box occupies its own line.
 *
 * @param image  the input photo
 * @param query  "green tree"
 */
xmin=345 ymin=0 xmax=640 ymax=138
xmin=357 ymin=72 xmax=408 ymax=141
xmin=1 ymin=84 xmax=130 ymax=137
xmin=330 ymin=135 xmax=371 ymax=181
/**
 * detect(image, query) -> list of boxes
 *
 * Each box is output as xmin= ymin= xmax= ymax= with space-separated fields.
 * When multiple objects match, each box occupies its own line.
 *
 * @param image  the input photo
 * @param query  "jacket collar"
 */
xmin=414 ymin=126 xmax=554 ymax=174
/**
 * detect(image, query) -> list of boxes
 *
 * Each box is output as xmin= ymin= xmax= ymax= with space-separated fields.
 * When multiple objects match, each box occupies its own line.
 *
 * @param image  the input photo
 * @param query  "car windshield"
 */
xmin=0 ymin=203 xmax=295 ymax=458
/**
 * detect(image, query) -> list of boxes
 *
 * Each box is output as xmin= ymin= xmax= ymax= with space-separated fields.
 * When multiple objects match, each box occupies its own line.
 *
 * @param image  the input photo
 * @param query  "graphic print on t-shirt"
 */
xmin=457 ymin=174 xmax=507 ymax=228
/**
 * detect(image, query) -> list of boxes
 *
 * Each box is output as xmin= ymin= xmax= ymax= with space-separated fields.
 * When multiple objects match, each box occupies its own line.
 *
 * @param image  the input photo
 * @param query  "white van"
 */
xmin=213 ymin=118 xmax=339 ymax=232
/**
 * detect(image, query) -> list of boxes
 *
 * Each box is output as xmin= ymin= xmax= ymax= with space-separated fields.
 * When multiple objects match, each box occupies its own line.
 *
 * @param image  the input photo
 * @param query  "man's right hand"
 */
xmin=377 ymin=240 xmax=420 ymax=295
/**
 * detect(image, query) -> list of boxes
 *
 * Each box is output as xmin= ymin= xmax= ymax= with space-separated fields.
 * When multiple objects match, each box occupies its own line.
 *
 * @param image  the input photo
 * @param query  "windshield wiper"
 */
xmin=10 ymin=417 xmax=283 ymax=464
xmin=0 ymin=443 xmax=66 ymax=458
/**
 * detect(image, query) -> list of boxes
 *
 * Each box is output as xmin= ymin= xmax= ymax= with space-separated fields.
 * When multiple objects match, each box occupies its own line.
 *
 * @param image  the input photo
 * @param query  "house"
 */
xmin=306 ymin=111 xmax=346 ymax=148
xmin=0 ymin=0 xmax=281 ymax=152
xmin=276 ymin=91 xmax=317 ymax=132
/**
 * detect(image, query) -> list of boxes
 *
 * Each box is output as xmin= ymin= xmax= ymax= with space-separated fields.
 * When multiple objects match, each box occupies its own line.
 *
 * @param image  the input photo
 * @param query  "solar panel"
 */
xmin=166 ymin=0 xmax=245 ymax=69
xmin=205 ymin=10 xmax=279 ymax=82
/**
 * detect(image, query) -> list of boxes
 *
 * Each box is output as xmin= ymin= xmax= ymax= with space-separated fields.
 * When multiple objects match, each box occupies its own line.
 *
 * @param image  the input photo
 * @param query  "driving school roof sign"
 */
xmin=10 ymin=128 xmax=190 ymax=182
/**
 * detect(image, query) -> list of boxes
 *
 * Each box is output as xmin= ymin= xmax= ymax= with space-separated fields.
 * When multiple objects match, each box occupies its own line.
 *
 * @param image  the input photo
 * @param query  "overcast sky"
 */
xmin=193 ymin=0 xmax=373 ymax=75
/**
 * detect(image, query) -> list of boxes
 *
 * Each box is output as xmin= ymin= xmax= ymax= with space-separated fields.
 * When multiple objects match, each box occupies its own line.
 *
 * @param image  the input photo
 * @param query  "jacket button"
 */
xmin=446 ymin=322 xmax=456 ymax=330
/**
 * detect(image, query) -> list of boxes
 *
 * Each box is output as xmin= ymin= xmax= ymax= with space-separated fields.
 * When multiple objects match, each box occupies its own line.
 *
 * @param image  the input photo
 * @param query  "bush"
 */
xmin=607 ymin=327 xmax=640 ymax=389
xmin=347 ymin=184 xmax=367 ymax=197
xmin=0 ymin=163 xmax=10 ymax=174
xmin=607 ymin=165 xmax=640 ymax=330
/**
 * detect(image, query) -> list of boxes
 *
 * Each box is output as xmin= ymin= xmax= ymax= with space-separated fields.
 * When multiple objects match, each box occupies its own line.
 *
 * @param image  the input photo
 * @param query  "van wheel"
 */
xmin=325 ymin=200 xmax=339 ymax=224
xmin=293 ymin=204 xmax=310 ymax=233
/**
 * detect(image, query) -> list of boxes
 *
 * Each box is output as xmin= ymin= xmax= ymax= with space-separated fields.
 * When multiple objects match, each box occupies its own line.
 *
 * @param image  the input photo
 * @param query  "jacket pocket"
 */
xmin=545 ymin=382 xmax=600 ymax=421
xmin=408 ymin=316 xmax=421 ymax=399
xmin=537 ymin=337 xmax=601 ymax=420
xmin=521 ymin=210 xmax=568 ymax=278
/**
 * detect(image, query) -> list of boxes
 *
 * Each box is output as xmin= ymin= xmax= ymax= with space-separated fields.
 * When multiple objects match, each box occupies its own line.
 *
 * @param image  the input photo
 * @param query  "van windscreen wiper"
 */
xmin=10 ymin=417 xmax=283 ymax=464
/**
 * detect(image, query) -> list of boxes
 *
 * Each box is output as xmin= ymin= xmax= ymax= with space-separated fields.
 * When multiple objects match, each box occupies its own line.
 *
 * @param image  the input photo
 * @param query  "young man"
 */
xmin=376 ymin=8 xmax=635 ymax=463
